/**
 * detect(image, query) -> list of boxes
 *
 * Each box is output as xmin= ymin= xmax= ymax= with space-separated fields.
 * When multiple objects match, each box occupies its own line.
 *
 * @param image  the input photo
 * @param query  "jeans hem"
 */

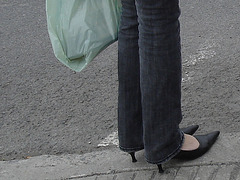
xmin=145 ymin=131 xmax=184 ymax=165
xmin=119 ymin=145 xmax=144 ymax=152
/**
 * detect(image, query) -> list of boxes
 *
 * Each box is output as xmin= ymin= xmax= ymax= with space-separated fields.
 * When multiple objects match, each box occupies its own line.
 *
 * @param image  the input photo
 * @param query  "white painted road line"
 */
xmin=182 ymin=40 xmax=217 ymax=83
xmin=98 ymin=131 xmax=119 ymax=147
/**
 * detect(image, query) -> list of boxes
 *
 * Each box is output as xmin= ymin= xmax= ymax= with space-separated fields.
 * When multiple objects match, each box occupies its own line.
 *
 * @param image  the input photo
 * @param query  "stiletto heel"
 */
xmin=157 ymin=164 xmax=164 ymax=173
xmin=129 ymin=152 xmax=137 ymax=162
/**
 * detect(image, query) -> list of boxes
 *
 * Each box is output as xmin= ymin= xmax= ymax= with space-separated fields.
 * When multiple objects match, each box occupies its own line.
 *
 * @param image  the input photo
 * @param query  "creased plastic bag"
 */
xmin=46 ymin=0 xmax=121 ymax=72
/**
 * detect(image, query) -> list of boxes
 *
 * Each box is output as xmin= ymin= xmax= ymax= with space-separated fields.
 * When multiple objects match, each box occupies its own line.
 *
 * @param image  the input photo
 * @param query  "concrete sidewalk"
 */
xmin=0 ymin=132 xmax=239 ymax=180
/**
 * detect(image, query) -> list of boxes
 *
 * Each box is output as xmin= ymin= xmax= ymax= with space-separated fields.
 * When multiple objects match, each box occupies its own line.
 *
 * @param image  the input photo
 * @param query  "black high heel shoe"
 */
xmin=157 ymin=131 xmax=220 ymax=173
xmin=128 ymin=125 xmax=199 ymax=164
xmin=173 ymin=131 xmax=220 ymax=160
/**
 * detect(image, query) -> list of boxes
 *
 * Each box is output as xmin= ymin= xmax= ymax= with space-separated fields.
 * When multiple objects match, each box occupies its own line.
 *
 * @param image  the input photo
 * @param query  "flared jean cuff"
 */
xmin=145 ymin=130 xmax=184 ymax=165
xmin=119 ymin=145 xmax=144 ymax=153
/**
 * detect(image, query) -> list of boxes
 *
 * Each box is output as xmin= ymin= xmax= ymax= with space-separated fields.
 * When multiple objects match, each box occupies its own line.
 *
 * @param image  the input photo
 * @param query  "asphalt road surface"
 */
xmin=0 ymin=0 xmax=240 ymax=160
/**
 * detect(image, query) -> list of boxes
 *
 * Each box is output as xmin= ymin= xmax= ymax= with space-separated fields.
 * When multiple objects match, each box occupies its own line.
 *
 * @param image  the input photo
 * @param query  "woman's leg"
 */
xmin=136 ymin=0 xmax=184 ymax=164
xmin=118 ymin=0 xmax=219 ymax=167
xmin=118 ymin=0 xmax=144 ymax=151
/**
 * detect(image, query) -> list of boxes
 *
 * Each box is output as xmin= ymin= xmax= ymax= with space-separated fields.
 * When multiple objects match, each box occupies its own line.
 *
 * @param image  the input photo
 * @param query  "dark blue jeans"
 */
xmin=118 ymin=0 xmax=184 ymax=164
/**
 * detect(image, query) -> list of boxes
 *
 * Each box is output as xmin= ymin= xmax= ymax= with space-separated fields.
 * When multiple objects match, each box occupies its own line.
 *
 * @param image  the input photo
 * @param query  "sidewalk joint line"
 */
xmin=65 ymin=161 xmax=240 ymax=179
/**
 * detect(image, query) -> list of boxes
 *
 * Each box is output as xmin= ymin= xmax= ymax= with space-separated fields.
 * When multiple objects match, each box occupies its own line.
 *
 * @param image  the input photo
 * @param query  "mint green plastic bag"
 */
xmin=46 ymin=0 xmax=121 ymax=72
